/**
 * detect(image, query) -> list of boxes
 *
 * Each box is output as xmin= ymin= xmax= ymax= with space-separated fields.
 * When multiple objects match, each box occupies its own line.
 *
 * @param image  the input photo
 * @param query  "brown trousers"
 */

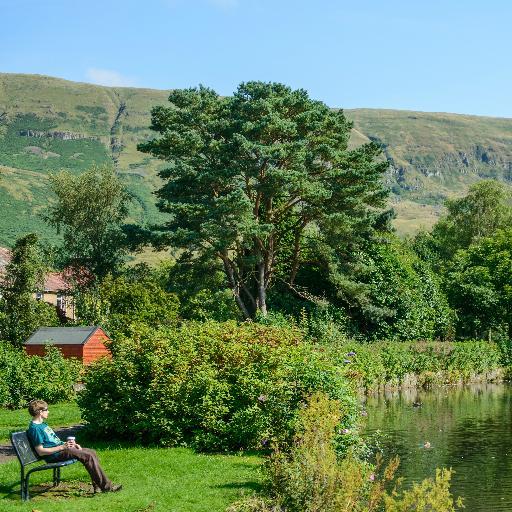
xmin=54 ymin=447 xmax=112 ymax=490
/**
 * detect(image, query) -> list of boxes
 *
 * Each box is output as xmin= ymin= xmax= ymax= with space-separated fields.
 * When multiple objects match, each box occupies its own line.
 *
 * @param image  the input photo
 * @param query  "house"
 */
xmin=38 ymin=272 xmax=75 ymax=320
xmin=0 ymin=247 xmax=76 ymax=320
xmin=24 ymin=326 xmax=111 ymax=365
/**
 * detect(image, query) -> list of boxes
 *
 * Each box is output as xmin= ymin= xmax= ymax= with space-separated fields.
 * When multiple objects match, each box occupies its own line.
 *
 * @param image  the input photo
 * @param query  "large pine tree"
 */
xmin=139 ymin=82 xmax=389 ymax=318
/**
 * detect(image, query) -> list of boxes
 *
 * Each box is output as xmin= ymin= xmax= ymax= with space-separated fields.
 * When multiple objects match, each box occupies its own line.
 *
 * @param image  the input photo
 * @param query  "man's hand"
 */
xmin=75 ymin=443 xmax=82 ymax=450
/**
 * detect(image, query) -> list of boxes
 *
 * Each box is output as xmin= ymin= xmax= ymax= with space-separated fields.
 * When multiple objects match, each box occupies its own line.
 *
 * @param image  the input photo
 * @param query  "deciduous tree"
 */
xmin=432 ymin=180 xmax=512 ymax=260
xmin=45 ymin=165 xmax=132 ymax=282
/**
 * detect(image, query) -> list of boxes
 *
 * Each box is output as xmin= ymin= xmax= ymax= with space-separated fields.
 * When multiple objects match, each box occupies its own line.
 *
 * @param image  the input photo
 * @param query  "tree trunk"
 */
xmin=219 ymin=253 xmax=252 ymax=320
xmin=256 ymin=261 xmax=267 ymax=316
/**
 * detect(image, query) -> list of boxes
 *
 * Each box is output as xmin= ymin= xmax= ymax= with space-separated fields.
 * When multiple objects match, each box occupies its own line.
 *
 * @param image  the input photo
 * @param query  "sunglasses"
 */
xmin=39 ymin=408 xmax=48 ymax=412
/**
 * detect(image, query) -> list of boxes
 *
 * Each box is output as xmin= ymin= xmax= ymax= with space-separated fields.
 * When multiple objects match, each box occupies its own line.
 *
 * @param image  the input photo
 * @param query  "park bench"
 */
xmin=10 ymin=431 xmax=77 ymax=501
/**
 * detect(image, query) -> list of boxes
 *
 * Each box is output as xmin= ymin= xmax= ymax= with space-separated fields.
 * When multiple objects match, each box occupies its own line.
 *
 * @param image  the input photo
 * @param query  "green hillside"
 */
xmin=1 ymin=73 xmax=511 ymax=245
xmin=0 ymin=73 xmax=169 ymax=246
xmin=346 ymin=108 xmax=512 ymax=233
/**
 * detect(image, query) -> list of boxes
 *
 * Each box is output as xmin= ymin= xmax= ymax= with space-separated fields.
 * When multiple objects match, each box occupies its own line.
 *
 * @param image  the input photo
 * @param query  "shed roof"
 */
xmin=25 ymin=326 xmax=106 ymax=346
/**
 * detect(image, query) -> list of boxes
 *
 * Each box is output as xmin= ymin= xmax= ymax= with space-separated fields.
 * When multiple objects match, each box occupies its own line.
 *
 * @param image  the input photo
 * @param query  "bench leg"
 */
xmin=23 ymin=474 xmax=30 ymax=501
xmin=20 ymin=467 xmax=26 ymax=501
xmin=53 ymin=466 xmax=61 ymax=486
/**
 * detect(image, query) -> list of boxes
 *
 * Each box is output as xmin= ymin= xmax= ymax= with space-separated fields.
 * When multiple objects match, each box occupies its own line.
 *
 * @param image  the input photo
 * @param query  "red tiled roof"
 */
xmin=44 ymin=272 xmax=72 ymax=292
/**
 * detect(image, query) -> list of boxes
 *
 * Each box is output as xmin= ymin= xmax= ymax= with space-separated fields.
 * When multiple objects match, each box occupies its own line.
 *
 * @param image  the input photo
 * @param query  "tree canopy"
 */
xmin=431 ymin=180 xmax=512 ymax=260
xmin=139 ymin=81 xmax=389 ymax=318
xmin=44 ymin=165 xmax=132 ymax=282
xmin=445 ymin=228 xmax=512 ymax=340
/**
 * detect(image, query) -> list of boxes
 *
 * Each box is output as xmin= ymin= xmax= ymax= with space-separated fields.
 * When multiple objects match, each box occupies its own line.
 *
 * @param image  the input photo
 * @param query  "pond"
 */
xmin=364 ymin=383 xmax=512 ymax=511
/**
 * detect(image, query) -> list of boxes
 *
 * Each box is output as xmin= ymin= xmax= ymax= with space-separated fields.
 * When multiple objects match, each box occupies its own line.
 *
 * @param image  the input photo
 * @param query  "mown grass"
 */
xmin=0 ymin=402 xmax=82 ymax=444
xmin=0 ymin=445 xmax=262 ymax=512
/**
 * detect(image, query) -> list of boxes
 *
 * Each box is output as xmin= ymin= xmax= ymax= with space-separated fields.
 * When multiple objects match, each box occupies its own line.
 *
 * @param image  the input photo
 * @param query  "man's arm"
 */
xmin=34 ymin=443 xmax=67 ymax=457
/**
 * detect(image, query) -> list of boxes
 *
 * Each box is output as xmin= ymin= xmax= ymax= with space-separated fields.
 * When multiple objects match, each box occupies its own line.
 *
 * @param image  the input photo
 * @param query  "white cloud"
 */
xmin=85 ymin=68 xmax=138 ymax=87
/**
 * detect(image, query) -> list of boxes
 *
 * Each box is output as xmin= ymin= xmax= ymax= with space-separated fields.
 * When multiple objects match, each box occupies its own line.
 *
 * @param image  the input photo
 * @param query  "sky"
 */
xmin=2 ymin=0 xmax=512 ymax=117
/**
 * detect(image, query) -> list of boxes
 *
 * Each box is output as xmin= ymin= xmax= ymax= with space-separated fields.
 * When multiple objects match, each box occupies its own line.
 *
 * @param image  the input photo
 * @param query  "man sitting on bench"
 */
xmin=26 ymin=399 xmax=122 ymax=493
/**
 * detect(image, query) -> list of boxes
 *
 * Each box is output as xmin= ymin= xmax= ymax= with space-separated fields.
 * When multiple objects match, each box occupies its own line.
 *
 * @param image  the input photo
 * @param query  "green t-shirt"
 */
xmin=27 ymin=421 xmax=64 ymax=462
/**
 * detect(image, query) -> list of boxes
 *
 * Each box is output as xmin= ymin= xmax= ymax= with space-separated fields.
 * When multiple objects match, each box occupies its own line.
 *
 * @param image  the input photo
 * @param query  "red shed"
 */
xmin=24 ymin=326 xmax=111 ymax=365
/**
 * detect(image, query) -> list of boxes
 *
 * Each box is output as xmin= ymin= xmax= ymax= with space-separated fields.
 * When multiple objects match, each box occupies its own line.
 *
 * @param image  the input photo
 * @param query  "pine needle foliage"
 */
xmin=139 ymin=82 xmax=389 ymax=319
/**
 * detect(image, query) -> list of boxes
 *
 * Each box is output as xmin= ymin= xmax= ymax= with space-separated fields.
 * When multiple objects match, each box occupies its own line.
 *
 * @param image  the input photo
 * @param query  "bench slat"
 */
xmin=11 ymin=432 xmax=39 ymax=465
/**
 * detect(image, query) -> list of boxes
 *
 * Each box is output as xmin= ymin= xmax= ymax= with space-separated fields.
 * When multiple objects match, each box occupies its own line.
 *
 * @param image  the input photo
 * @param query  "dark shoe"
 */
xmin=102 ymin=484 xmax=122 ymax=493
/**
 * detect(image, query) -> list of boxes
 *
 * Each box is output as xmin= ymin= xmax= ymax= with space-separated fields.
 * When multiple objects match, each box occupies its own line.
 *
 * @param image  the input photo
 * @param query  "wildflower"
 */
xmin=347 ymin=351 xmax=356 ymax=357
xmin=368 ymin=473 xmax=375 ymax=482
xmin=258 ymin=394 xmax=267 ymax=403
xmin=261 ymin=438 xmax=269 ymax=447
xmin=360 ymin=410 xmax=368 ymax=417
xmin=343 ymin=359 xmax=351 ymax=364
xmin=341 ymin=428 xmax=350 ymax=434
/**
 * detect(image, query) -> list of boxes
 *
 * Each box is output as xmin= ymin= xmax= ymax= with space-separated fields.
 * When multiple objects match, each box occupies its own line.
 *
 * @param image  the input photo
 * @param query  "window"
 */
xmin=57 ymin=294 xmax=66 ymax=312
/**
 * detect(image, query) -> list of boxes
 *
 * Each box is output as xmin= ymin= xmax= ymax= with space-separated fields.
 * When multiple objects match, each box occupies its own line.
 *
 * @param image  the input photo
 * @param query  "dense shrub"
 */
xmin=79 ymin=321 xmax=359 ymax=451
xmin=166 ymin=256 xmax=240 ymax=321
xmin=0 ymin=342 xmax=82 ymax=408
xmin=329 ymin=340 xmax=502 ymax=389
xmin=354 ymin=236 xmax=455 ymax=340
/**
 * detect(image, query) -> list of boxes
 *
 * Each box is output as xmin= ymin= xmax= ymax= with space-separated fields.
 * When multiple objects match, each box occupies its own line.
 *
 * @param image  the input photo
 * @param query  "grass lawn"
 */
xmin=0 ymin=443 xmax=262 ymax=512
xmin=0 ymin=402 xmax=82 ymax=444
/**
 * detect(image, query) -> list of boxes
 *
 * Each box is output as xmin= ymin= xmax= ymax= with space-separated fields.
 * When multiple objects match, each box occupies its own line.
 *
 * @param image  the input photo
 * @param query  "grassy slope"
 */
xmin=2 ymin=73 xmax=512 ymax=245
xmin=346 ymin=108 xmax=512 ymax=233
xmin=0 ymin=73 xmax=169 ymax=246
xmin=0 ymin=403 xmax=262 ymax=511
xmin=0 ymin=446 xmax=262 ymax=511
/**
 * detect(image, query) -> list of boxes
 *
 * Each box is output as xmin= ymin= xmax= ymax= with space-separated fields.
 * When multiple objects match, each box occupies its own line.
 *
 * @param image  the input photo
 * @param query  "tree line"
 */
xmin=1 ymin=81 xmax=511 ymax=345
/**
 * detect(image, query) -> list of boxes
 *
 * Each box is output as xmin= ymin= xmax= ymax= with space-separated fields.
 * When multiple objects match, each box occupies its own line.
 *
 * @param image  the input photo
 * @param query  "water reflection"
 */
xmin=364 ymin=383 xmax=512 ymax=511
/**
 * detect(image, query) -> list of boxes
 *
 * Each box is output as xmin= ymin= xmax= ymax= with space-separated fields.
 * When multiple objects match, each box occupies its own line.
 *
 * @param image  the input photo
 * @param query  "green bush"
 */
xmin=78 ymin=321 xmax=359 ymax=451
xmin=328 ymin=340 xmax=502 ymax=390
xmin=75 ymin=273 xmax=180 ymax=336
xmin=0 ymin=342 xmax=82 ymax=408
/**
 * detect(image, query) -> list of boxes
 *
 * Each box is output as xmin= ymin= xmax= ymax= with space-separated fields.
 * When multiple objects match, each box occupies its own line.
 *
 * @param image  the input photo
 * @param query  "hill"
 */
xmin=347 ymin=108 xmax=512 ymax=233
xmin=1 ymin=73 xmax=512 ymax=245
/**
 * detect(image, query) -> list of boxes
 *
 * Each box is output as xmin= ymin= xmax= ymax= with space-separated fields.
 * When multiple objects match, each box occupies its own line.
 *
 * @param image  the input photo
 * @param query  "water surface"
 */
xmin=365 ymin=383 xmax=512 ymax=511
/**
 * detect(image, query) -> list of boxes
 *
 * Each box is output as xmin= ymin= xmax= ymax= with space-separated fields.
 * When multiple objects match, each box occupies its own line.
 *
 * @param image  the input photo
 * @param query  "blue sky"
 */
xmin=2 ymin=0 xmax=512 ymax=117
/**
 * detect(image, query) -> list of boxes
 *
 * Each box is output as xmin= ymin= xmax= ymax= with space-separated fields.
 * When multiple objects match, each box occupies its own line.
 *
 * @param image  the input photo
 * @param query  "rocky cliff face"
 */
xmin=347 ymin=109 xmax=512 ymax=204
xmin=19 ymin=129 xmax=99 ymax=141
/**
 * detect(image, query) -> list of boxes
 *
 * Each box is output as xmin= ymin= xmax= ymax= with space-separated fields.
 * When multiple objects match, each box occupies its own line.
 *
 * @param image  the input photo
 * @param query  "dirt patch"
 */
xmin=23 ymin=145 xmax=43 ymax=155
xmin=5 ymin=480 xmax=95 ymax=502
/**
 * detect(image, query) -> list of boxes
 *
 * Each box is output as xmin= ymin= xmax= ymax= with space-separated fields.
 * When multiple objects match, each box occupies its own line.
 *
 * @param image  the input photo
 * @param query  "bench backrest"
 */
xmin=10 ymin=431 xmax=40 ymax=466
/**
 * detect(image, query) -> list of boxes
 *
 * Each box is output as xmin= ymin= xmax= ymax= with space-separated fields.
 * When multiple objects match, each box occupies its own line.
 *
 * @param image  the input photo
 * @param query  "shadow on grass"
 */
xmin=215 ymin=480 xmax=263 ymax=492
xmin=76 ymin=432 xmax=268 ymax=462
xmin=0 ymin=481 xmax=18 ymax=500
xmin=0 ymin=480 xmax=95 ymax=502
